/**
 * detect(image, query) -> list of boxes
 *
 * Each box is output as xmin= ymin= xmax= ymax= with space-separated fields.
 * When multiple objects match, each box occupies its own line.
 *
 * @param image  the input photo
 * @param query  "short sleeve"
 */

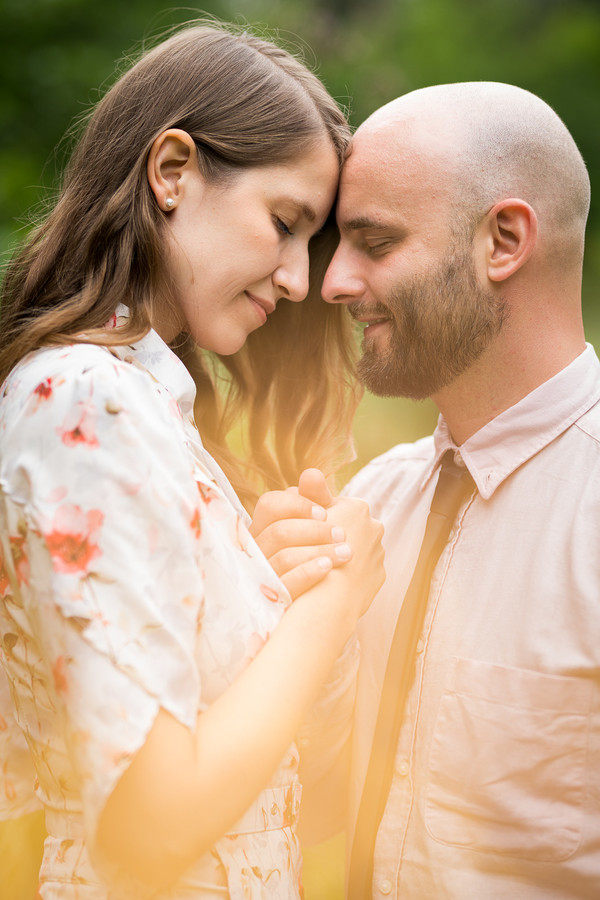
xmin=0 ymin=346 xmax=207 ymax=846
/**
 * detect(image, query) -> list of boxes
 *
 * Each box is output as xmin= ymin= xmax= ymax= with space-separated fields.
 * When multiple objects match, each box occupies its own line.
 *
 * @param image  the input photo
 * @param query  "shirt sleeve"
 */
xmin=1 ymin=348 xmax=207 ymax=848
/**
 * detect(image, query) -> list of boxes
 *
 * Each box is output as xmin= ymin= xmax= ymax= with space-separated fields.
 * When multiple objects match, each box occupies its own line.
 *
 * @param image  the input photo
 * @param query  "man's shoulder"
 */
xmin=343 ymin=434 xmax=435 ymax=503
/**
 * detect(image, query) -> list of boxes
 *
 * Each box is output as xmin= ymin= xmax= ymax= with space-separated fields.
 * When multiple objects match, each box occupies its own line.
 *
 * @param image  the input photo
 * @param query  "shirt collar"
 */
xmin=423 ymin=344 xmax=600 ymax=499
xmin=109 ymin=305 xmax=197 ymax=423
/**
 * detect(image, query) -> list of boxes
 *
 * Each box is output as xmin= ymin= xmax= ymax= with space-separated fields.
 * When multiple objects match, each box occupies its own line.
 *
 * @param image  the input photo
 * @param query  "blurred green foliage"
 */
xmin=1 ymin=2 xmax=599 ymax=895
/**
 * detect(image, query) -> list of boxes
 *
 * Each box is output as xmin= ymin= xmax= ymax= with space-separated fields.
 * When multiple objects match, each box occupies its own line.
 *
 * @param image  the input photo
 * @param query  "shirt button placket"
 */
xmin=396 ymin=758 xmax=410 ymax=778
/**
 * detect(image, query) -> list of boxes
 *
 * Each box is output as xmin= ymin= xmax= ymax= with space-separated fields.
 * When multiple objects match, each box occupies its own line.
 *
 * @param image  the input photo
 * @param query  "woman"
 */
xmin=0 ymin=20 xmax=384 ymax=900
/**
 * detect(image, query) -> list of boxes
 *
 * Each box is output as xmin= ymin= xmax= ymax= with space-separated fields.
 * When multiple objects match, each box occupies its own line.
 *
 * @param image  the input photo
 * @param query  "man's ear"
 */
xmin=147 ymin=129 xmax=197 ymax=212
xmin=481 ymin=199 xmax=538 ymax=282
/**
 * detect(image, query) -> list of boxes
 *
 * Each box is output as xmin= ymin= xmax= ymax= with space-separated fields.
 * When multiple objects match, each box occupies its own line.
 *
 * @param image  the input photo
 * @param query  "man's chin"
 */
xmin=357 ymin=351 xmax=442 ymax=400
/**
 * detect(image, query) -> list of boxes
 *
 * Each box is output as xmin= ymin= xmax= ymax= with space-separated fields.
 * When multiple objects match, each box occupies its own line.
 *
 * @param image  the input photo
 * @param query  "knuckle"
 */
xmin=270 ymin=520 xmax=289 ymax=543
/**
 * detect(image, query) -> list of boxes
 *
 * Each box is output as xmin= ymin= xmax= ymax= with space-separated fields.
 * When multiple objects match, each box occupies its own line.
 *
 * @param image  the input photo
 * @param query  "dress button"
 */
xmin=380 ymin=879 xmax=393 ymax=895
xmin=397 ymin=759 xmax=409 ymax=777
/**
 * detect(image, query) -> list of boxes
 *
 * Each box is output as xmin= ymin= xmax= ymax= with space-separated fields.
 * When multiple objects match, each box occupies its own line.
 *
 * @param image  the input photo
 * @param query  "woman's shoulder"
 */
xmin=0 ymin=341 xmax=176 ymax=449
xmin=2 ymin=342 xmax=157 ymax=411
xmin=5 ymin=342 xmax=128 ymax=390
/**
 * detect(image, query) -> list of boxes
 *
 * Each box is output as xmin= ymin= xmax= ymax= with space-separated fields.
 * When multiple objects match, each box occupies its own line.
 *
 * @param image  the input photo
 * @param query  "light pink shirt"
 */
xmin=346 ymin=344 xmax=600 ymax=899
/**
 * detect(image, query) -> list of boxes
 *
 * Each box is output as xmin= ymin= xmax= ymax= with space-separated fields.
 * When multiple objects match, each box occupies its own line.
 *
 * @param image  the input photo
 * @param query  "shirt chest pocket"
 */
xmin=425 ymin=657 xmax=592 ymax=862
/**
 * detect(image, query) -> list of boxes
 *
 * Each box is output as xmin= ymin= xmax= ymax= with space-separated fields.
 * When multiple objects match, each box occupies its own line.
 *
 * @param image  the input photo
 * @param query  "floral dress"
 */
xmin=0 ymin=314 xmax=303 ymax=899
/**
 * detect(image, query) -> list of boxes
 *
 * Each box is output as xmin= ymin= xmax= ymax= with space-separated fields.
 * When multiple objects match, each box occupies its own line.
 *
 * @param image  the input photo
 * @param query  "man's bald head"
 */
xmin=354 ymin=82 xmax=590 ymax=264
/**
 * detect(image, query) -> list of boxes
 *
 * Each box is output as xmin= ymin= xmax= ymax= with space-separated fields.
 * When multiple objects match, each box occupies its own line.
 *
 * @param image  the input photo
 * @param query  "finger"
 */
xmin=280 ymin=556 xmax=335 ymax=602
xmin=257 ymin=519 xmax=346 ymax=560
xmin=269 ymin=542 xmax=353 ymax=577
xmin=298 ymin=468 xmax=335 ymax=508
xmin=250 ymin=491 xmax=327 ymax=538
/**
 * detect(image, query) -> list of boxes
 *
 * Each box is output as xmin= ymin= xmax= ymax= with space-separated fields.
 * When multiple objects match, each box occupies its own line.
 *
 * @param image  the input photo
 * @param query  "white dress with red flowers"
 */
xmin=0 ymin=320 xmax=303 ymax=899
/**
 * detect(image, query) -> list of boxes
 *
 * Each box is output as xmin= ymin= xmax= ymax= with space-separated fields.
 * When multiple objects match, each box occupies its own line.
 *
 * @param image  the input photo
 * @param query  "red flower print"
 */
xmin=260 ymin=584 xmax=280 ymax=603
xmin=52 ymin=656 xmax=69 ymax=696
xmin=34 ymin=378 xmax=53 ymax=400
xmin=56 ymin=400 xmax=99 ymax=448
xmin=198 ymin=482 xmax=219 ymax=504
xmin=45 ymin=505 xmax=104 ymax=574
xmin=0 ymin=558 xmax=10 ymax=598
xmin=104 ymin=313 xmax=118 ymax=329
xmin=28 ymin=376 xmax=62 ymax=413
xmin=190 ymin=508 xmax=202 ymax=539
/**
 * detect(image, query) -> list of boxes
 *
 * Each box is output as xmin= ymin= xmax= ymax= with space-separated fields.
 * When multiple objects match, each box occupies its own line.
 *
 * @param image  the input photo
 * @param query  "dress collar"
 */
xmin=423 ymin=344 xmax=600 ymax=499
xmin=107 ymin=306 xmax=250 ymax=521
xmin=108 ymin=305 xmax=197 ymax=423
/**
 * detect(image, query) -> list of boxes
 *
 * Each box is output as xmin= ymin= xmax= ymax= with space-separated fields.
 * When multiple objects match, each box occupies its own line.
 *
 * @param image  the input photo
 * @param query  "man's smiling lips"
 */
xmin=350 ymin=307 xmax=393 ymax=336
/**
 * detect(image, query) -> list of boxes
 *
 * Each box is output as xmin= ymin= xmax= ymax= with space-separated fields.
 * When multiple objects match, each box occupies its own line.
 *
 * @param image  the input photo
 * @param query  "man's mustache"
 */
xmin=348 ymin=302 xmax=393 ymax=321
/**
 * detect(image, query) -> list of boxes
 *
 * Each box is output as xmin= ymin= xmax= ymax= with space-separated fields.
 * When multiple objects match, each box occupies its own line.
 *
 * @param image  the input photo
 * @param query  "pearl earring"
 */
xmin=165 ymin=198 xmax=175 ymax=209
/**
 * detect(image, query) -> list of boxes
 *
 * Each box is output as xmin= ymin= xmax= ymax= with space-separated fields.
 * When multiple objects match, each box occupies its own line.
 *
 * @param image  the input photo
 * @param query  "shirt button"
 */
xmin=380 ymin=880 xmax=393 ymax=895
xmin=415 ymin=639 xmax=424 ymax=654
xmin=397 ymin=759 xmax=409 ymax=777
xmin=454 ymin=451 xmax=465 ymax=467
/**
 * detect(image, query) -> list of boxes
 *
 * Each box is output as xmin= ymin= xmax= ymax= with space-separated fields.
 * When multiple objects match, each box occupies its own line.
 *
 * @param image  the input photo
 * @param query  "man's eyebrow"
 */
xmin=341 ymin=216 xmax=390 ymax=232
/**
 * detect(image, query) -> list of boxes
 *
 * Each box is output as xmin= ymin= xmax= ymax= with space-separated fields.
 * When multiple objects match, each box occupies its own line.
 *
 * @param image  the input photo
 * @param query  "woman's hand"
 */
xmin=250 ymin=474 xmax=353 ymax=600
xmin=250 ymin=469 xmax=385 ymax=616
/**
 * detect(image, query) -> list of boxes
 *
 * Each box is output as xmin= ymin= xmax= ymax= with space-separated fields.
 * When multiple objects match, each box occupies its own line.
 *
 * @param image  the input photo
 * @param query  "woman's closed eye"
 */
xmin=274 ymin=216 xmax=294 ymax=236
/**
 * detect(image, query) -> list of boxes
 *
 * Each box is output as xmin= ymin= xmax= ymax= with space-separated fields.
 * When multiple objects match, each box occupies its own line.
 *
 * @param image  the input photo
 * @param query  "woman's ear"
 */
xmin=480 ymin=198 xmax=538 ymax=282
xmin=147 ymin=129 xmax=197 ymax=212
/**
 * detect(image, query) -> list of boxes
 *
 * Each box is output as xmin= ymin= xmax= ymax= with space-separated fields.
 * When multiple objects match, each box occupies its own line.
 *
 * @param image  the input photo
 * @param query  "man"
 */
xmin=320 ymin=82 xmax=598 ymax=898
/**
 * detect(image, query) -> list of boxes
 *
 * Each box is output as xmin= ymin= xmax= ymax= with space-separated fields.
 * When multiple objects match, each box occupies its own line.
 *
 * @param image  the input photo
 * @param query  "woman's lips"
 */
xmin=246 ymin=292 xmax=275 ymax=324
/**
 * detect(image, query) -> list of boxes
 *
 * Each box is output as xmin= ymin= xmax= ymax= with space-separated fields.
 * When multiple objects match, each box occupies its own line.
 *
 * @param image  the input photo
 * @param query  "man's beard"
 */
xmin=352 ymin=243 xmax=507 ymax=399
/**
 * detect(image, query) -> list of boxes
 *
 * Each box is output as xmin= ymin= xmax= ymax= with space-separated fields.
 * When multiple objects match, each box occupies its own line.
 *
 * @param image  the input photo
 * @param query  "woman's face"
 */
xmin=158 ymin=137 xmax=340 ymax=354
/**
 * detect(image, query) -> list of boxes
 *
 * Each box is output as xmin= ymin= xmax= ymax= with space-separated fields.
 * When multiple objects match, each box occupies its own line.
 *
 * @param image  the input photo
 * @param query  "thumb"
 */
xmin=298 ymin=468 xmax=335 ymax=508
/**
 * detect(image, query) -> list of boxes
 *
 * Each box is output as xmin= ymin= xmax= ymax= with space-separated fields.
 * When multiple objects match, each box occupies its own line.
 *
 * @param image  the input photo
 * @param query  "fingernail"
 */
xmin=317 ymin=556 xmax=333 ymax=570
xmin=334 ymin=543 xmax=352 ymax=561
xmin=312 ymin=505 xmax=327 ymax=521
xmin=331 ymin=526 xmax=345 ymax=542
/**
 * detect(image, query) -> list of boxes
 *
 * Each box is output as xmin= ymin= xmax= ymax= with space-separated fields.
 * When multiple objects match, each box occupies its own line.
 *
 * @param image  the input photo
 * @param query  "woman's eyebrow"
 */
xmin=295 ymin=201 xmax=317 ymax=222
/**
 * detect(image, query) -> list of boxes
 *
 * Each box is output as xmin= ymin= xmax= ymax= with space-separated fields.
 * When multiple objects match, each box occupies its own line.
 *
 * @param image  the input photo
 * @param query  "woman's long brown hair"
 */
xmin=0 ymin=21 xmax=361 ymax=510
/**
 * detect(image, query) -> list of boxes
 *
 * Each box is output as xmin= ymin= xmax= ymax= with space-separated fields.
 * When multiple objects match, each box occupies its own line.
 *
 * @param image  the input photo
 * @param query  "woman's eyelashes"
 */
xmin=274 ymin=216 xmax=294 ymax=236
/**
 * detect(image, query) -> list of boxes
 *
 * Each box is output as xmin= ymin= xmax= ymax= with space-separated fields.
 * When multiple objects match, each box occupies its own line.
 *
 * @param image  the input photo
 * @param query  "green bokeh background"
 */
xmin=1 ymin=0 xmax=599 ymax=896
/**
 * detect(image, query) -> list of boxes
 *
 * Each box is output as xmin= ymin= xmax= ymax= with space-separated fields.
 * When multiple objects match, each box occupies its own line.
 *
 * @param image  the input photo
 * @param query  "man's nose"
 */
xmin=322 ymin=247 xmax=363 ymax=304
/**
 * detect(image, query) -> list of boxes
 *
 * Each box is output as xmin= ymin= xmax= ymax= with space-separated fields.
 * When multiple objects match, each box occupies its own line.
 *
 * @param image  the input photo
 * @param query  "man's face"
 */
xmin=322 ymin=124 xmax=505 ymax=399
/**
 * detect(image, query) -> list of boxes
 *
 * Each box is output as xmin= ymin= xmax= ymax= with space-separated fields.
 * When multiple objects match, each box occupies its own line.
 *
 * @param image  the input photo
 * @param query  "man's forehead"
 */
xmin=339 ymin=113 xmax=462 ymax=214
xmin=338 ymin=140 xmax=448 ymax=226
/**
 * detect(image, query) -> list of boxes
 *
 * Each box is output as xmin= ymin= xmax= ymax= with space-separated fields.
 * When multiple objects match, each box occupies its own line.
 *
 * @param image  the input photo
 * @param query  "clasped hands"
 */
xmin=250 ymin=469 xmax=386 ymax=618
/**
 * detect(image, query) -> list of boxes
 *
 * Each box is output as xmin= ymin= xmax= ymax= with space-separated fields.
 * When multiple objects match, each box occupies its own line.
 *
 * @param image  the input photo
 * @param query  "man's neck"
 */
xmin=432 ymin=330 xmax=587 ymax=446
